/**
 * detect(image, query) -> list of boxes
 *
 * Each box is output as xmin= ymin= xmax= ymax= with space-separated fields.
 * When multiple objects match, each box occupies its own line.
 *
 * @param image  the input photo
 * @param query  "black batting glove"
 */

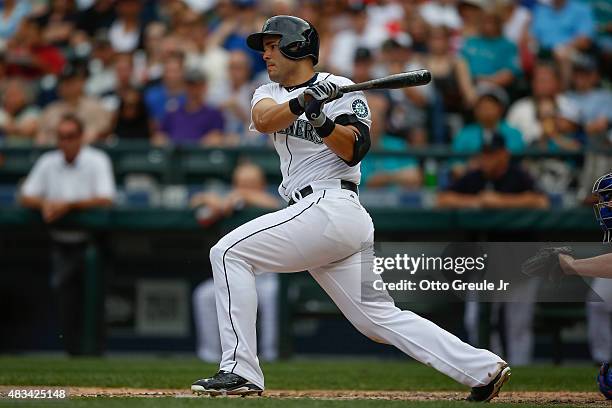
xmin=304 ymin=80 xmax=343 ymax=127
xmin=304 ymin=80 xmax=343 ymax=104
xmin=305 ymin=98 xmax=325 ymax=126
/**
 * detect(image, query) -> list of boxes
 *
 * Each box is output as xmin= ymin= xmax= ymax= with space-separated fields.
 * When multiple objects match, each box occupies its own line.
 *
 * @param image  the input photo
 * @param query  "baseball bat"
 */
xmin=339 ymin=69 xmax=432 ymax=93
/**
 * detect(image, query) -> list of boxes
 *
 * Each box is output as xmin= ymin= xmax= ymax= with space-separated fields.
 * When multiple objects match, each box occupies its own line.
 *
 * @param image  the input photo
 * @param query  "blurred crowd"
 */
xmin=0 ymin=0 xmax=611 ymax=196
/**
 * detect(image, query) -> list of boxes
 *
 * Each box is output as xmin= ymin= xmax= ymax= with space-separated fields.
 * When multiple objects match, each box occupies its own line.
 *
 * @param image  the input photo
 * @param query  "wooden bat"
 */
xmin=339 ymin=69 xmax=432 ymax=93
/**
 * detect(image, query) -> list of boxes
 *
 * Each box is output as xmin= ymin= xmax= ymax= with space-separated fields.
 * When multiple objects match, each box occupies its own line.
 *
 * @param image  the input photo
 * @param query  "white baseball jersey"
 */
xmin=207 ymin=72 xmax=506 ymax=394
xmin=250 ymin=72 xmax=372 ymax=201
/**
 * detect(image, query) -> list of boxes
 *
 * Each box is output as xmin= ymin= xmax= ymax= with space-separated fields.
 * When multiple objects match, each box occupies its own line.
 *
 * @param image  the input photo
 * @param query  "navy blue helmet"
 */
xmin=247 ymin=15 xmax=319 ymax=65
xmin=593 ymin=172 xmax=612 ymax=242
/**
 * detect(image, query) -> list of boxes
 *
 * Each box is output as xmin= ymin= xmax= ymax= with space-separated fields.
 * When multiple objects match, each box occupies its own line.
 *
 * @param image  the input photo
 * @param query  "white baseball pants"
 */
xmin=210 ymin=182 xmax=506 ymax=390
xmin=193 ymin=274 xmax=279 ymax=362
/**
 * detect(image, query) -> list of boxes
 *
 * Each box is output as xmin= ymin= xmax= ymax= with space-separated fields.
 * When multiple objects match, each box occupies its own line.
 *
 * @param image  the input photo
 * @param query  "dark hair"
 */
xmin=58 ymin=113 xmax=84 ymax=135
xmin=534 ymin=60 xmax=561 ymax=80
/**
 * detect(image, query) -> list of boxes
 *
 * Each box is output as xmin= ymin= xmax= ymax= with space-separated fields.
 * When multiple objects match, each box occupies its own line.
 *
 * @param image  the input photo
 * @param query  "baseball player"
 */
xmin=521 ymin=172 xmax=612 ymax=398
xmin=567 ymin=172 xmax=612 ymax=400
xmin=191 ymin=15 xmax=510 ymax=401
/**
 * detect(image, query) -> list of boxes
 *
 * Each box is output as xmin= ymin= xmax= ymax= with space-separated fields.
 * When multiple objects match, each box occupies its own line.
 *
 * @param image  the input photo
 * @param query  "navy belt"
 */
xmin=288 ymin=180 xmax=358 ymax=206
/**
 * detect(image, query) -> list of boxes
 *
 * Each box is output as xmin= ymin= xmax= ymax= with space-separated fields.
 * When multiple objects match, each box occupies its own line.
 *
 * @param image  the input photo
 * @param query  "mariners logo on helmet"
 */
xmin=593 ymin=172 xmax=612 ymax=240
xmin=246 ymin=15 xmax=320 ymax=65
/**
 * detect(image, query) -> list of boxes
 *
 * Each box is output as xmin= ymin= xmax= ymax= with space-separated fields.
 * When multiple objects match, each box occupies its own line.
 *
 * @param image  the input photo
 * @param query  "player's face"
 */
xmin=262 ymin=35 xmax=289 ymax=83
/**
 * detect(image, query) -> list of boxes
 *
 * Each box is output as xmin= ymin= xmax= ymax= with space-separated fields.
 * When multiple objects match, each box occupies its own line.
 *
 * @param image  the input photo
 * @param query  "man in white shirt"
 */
xmin=20 ymin=114 xmax=115 ymax=355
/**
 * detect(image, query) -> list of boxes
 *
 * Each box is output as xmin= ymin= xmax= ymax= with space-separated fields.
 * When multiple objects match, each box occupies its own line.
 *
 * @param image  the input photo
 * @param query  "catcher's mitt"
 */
xmin=521 ymin=246 xmax=574 ymax=284
xmin=598 ymin=362 xmax=612 ymax=400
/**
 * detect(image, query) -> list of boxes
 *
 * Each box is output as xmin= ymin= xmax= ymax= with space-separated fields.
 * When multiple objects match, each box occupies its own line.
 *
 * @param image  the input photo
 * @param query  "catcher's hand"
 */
xmin=521 ymin=246 xmax=574 ymax=284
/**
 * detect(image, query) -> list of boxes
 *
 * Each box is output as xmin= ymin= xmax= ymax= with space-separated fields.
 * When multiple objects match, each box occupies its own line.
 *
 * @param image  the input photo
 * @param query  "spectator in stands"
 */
xmin=157 ymin=0 xmax=190 ymax=31
xmin=419 ymin=0 xmax=462 ymax=31
xmin=438 ymin=135 xmax=548 ymax=209
xmin=532 ymin=96 xmax=582 ymax=152
xmin=108 ymin=0 xmax=143 ymax=53
xmin=35 ymin=0 xmax=79 ymax=48
xmin=328 ymin=2 xmax=387 ymax=77
xmin=507 ymin=61 xmax=580 ymax=149
xmin=360 ymin=94 xmax=421 ymax=189
xmin=565 ymin=54 xmax=612 ymax=140
xmin=460 ymin=5 xmax=520 ymax=89
xmin=404 ymin=14 xmax=430 ymax=56
xmin=182 ymin=13 xmax=229 ymax=96
xmin=352 ymin=47 xmax=374 ymax=85
xmin=457 ymin=0 xmax=484 ymax=39
xmin=424 ymin=25 xmax=476 ymax=118
xmin=144 ymin=54 xmax=186 ymax=124
xmin=0 ymin=79 xmax=40 ymax=145
xmin=585 ymin=0 xmax=612 ymax=81
xmin=209 ymin=50 xmax=260 ymax=145
xmin=19 ymin=114 xmax=115 ymax=356
xmin=97 ymin=52 xmax=139 ymax=112
xmin=75 ymin=0 xmax=116 ymax=37
xmin=496 ymin=0 xmax=531 ymax=46
xmin=112 ymin=87 xmax=152 ymax=140
xmin=134 ymin=22 xmax=168 ymax=85
xmin=155 ymin=69 xmax=224 ymax=146
xmin=173 ymin=8 xmax=202 ymax=54
xmin=191 ymin=162 xmax=280 ymax=362
xmin=85 ymin=33 xmax=116 ymax=99
xmin=37 ymin=65 xmax=112 ymax=145
xmin=453 ymin=83 xmax=524 ymax=158
xmin=531 ymin=0 xmax=595 ymax=55
xmin=208 ymin=0 xmax=266 ymax=75
xmin=379 ymin=37 xmax=433 ymax=147
xmin=191 ymin=162 xmax=281 ymax=223
xmin=0 ymin=0 xmax=31 ymax=42
xmin=531 ymin=0 xmax=595 ymax=87
xmin=5 ymin=18 xmax=66 ymax=79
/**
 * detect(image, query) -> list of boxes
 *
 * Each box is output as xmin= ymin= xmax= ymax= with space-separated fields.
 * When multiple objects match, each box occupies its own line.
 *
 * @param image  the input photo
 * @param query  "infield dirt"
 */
xmin=15 ymin=386 xmax=606 ymax=406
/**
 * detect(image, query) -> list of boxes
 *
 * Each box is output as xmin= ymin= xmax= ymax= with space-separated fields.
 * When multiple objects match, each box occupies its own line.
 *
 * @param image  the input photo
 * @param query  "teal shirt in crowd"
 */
xmin=580 ymin=0 xmax=612 ymax=50
xmin=452 ymin=122 xmax=525 ymax=154
xmin=460 ymin=36 xmax=521 ymax=78
xmin=361 ymin=136 xmax=418 ymax=185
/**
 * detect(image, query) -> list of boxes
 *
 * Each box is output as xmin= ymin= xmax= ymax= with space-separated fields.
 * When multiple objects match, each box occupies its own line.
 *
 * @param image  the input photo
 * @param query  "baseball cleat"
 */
xmin=466 ymin=364 xmax=511 ymax=402
xmin=191 ymin=370 xmax=263 ymax=396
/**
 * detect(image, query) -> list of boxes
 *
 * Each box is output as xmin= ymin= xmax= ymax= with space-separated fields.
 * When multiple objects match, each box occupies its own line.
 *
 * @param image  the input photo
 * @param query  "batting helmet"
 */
xmin=593 ymin=172 xmax=612 ymax=242
xmin=246 ymin=15 xmax=319 ymax=65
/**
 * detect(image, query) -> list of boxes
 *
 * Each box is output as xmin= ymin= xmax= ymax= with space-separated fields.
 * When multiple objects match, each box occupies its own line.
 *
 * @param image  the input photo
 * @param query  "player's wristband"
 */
xmin=314 ymin=116 xmax=335 ymax=138
xmin=289 ymin=97 xmax=305 ymax=116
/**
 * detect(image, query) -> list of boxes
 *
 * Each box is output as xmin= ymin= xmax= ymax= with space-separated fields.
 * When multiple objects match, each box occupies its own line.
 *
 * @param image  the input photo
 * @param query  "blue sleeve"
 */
xmin=606 ymin=93 xmax=612 ymax=121
xmin=530 ymin=6 xmax=543 ymax=41
xmin=453 ymin=127 xmax=472 ymax=153
xmin=213 ymin=110 xmax=225 ymax=132
xmin=504 ymin=41 xmax=522 ymax=76
xmin=160 ymin=112 xmax=171 ymax=134
xmin=575 ymin=3 xmax=595 ymax=39
xmin=451 ymin=127 xmax=474 ymax=167
xmin=503 ymin=125 xmax=526 ymax=153
xmin=459 ymin=38 xmax=473 ymax=67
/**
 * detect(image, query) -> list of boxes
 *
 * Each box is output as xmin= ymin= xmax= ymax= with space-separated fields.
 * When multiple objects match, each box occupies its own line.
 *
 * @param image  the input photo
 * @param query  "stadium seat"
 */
xmin=178 ymin=149 xmax=237 ymax=183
